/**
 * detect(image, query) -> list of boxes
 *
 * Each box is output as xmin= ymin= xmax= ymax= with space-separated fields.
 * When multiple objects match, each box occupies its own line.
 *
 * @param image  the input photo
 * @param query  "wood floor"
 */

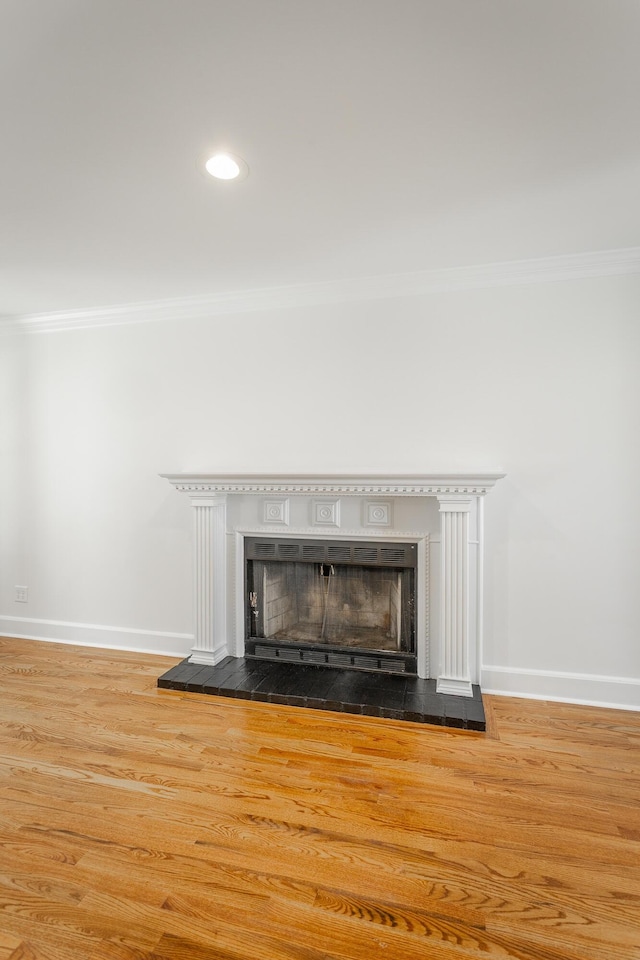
xmin=0 ymin=637 xmax=639 ymax=960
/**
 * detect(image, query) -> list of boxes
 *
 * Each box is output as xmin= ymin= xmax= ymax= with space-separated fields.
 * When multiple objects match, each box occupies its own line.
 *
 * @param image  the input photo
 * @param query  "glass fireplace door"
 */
xmin=245 ymin=537 xmax=416 ymax=662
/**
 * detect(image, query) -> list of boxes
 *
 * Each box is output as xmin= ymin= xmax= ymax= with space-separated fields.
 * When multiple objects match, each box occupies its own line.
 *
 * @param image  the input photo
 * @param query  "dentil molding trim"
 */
xmin=160 ymin=473 xmax=505 ymax=497
xmin=3 ymin=246 xmax=639 ymax=334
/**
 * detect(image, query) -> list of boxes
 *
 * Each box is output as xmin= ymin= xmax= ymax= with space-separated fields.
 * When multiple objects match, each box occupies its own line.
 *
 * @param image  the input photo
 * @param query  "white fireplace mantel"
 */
xmin=161 ymin=472 xmax=505 ymax=697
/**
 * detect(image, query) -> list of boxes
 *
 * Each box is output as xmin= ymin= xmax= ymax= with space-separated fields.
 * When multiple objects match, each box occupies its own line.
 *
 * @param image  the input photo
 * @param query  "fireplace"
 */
xmin=244 ymin=536 xmax=416 ymax=674
xmin=159 ymin=474 xmax=504 ymax=728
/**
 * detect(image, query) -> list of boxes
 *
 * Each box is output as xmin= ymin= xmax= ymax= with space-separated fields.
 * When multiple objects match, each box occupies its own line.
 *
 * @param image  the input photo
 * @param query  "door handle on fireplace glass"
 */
xmin=249 ymin=591 xmax=259 ymax=616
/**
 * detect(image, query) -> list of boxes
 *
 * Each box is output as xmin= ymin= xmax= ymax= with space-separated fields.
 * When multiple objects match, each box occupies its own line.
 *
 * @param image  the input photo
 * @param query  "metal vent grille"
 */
xmin=353 ymin=546 xmax=378 ymax=563
xmin=384 ymin=659 xmax=406 ymax=673
xmin=380 ymin=547 xmax=407 ymax=564
xmin=255 ymin=645 xmax=277 ymax=659
xmin=304 ymin=650 xmax=328 ymax=664
xmin=245 ymin=536 xmax=416 ymax=568
xmin=248 ymin=643 xmax=412 ymax=673
xmin=328 ymin=653 xmax=353 ymax=667
xmin=326 ymin=544 xmax=351 ymax=562
xmin=353 ymin=656 xmax=374 ymax=669
xmin=254 ymin=542 xmax=276 ymax=558
xmin=248 ymin=642 xmax=415 ymax=675
xmin=277 ymin=647 xmax=303 ymax=661
xmin=277 ymin=543 xmax=300 ymax=560
xmin=302 ymin=544 xmax=325 ymax=560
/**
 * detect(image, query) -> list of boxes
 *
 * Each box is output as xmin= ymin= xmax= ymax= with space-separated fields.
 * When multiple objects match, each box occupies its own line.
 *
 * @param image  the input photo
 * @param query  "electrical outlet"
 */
xmin=15 ymin=585 xmax=28 ymax=603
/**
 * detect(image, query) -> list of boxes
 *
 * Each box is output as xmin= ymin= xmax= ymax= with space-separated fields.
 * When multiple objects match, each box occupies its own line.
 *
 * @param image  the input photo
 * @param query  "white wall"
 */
xmin=2 ymin=273 xmax=639 ymax=707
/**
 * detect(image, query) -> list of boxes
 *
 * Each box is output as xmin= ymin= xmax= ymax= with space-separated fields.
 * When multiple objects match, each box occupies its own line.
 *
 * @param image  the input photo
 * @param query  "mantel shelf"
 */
xmin=160 ymin=472 xmax=506 ymax=497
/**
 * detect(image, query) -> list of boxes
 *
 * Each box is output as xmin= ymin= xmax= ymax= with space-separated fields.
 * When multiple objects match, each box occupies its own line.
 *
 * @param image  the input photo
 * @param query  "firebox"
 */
xmin=245 ymin=537 xmax=417 ymax=674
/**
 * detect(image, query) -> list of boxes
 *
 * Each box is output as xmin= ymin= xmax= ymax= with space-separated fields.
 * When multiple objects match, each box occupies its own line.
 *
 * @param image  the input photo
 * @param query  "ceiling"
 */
xmin=2 ymin=0 xmax=639 ymax=319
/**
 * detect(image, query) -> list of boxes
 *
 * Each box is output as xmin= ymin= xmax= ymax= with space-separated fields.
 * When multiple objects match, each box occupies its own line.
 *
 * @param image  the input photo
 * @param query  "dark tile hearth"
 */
xmin=158 ymin=657 xmax=486 ymax=731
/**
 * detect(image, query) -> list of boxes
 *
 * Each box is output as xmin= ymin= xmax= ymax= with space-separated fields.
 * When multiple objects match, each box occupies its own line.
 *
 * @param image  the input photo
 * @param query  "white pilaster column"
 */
xmin=189 ymin=496 xmax=228 ymax=665
xmin=436 ymin=496 xmax=473 ymax=697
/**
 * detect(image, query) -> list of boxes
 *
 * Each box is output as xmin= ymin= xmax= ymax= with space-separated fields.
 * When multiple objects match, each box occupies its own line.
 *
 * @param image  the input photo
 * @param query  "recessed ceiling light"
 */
xmin=204 ymin=152 xmax=248 ymax=181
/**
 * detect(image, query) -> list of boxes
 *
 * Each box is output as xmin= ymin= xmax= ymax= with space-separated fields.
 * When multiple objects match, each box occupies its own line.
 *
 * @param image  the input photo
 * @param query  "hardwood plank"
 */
xmin=0 ymin=932 xmax=24 ymax=960
xmin=0 ymin=636 xmax=639 ymax=959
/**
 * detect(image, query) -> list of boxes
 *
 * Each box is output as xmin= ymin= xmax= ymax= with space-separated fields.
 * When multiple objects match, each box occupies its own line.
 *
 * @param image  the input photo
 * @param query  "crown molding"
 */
xmin=3 ymin=246 xmax=639 ymax=334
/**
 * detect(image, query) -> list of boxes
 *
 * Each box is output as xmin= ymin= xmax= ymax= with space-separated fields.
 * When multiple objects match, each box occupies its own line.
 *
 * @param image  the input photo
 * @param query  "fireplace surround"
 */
xmin=161 ymin=473 xmax=505 ymax=697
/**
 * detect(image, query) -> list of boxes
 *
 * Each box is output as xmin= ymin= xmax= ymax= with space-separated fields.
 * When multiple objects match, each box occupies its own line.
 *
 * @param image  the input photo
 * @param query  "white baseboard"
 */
xmin=3 ymin=620 xmax=638 ymax=712
xmin=0 ymin=615 xmax=192 ymax=659
xmin=482 ymin=664 xmax=640 ymax=712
